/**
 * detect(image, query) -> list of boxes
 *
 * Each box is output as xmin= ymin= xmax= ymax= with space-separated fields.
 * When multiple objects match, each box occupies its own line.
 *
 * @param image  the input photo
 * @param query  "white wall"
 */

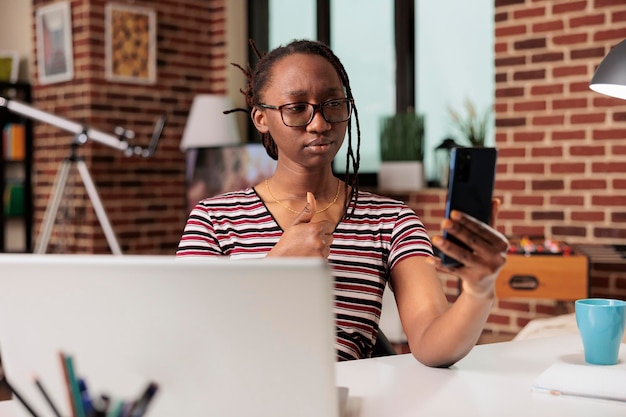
xmin=0 ymin=0 xmax=33 ymax=82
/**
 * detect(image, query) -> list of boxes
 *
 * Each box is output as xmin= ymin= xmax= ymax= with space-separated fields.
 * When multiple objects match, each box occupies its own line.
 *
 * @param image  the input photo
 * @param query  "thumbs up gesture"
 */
xmin=268 ymin=192 xmax=334 ymax=258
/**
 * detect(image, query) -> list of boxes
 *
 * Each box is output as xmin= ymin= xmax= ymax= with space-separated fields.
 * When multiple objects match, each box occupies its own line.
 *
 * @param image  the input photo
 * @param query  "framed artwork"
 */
xmin=105 ymin=3 xmax=157 ymax=84
xmin=35 ymin=1 xmax=74 ymax=85
xmin=0 ymin=51 xmax=19 ymax=83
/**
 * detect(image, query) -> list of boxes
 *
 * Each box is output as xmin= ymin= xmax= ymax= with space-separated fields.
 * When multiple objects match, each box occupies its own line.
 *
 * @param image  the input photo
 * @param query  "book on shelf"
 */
xmin=3 ymin=180 xmax=23 ymax=216
xmin=2 ymin=123 xmax=25 ymax=160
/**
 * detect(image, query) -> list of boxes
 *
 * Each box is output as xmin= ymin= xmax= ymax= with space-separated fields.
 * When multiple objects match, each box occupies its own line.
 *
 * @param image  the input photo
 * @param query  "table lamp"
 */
xmin=590 ymin=38 xmax=626 ymax=100
xmin=180 ymin=94 xmax=241 ymax=150
xmin=180 ymin=95 xmax=241 ymax=183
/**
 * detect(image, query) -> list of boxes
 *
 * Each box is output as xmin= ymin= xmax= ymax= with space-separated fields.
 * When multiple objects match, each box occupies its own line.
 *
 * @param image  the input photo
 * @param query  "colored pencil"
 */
xmin=33 ymin=375 xmax=63 ymax=417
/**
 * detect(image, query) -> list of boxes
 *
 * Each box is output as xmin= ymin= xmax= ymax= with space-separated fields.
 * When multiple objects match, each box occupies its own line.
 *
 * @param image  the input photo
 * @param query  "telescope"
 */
xmin=0 ymin=95 xmax=167 ymax=254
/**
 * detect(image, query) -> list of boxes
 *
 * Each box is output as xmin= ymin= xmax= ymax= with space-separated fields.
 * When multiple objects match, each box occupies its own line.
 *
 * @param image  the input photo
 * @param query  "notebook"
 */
xmin=532 ymin=352 xmax=626 ymax=402
xmin=0 ymin=254 xmax=338 ymax=417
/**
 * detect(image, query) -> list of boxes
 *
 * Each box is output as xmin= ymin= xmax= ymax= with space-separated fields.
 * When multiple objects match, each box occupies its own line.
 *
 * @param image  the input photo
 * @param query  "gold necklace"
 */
xmin=265 ymin=178 xmax=341 ymax=214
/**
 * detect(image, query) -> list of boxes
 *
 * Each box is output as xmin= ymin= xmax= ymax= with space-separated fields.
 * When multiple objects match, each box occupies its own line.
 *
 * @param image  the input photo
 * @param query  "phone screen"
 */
xmin=440 ymin=147 xmax=498 ymax=267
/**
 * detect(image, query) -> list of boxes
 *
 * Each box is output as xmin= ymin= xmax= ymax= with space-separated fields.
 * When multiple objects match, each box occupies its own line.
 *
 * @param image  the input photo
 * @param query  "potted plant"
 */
xmin=448 ymin=99 xmax=491 ymax=147
xmin=378 ymin=110 xmax=425 ymax=191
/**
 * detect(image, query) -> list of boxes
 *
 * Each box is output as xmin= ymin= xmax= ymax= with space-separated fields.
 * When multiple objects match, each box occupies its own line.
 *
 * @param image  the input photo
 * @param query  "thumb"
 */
xmin=292 ymin=192 xmax=316 ymax=225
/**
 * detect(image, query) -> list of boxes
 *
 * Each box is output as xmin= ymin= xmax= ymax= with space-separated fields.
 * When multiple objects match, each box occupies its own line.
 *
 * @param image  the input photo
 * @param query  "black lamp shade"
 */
xmin=590 ymin=38 xmax=626 ymax=100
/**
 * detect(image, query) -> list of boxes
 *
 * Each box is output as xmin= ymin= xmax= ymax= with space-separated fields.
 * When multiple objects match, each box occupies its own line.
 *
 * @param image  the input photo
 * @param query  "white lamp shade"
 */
xmin=180 ymin=95 xmax=241 ymax=150
xmin=590 ymin=38 xmax=626 ymax=100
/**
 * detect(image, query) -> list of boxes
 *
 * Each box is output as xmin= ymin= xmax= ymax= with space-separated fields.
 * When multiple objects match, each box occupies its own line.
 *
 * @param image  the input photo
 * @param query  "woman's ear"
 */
xmin=251 ymin=107 xmax=269 ymax=134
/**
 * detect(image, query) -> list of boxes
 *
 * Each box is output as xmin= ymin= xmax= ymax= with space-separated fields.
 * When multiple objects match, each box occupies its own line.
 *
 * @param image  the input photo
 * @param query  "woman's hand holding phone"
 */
xmin=428 ymin=147 xmax=509 ymax=299
xmin=429 ymin=200 xmax=509 ymax=299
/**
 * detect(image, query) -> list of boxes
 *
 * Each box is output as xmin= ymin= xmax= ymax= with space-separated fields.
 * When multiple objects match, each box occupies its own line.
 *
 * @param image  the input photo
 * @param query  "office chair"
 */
xmin=372 ymin=329 xmax=397 ymax=357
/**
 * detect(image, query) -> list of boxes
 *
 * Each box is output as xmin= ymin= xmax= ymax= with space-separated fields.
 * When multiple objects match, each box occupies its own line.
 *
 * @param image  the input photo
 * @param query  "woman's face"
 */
xmin=252 ymin=53 xmax=349 ymax=170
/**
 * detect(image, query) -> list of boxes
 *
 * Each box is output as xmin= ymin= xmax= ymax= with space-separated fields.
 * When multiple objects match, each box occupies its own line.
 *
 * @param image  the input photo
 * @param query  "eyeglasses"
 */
xmin=258 ymin=98 xmax=353 ymax=127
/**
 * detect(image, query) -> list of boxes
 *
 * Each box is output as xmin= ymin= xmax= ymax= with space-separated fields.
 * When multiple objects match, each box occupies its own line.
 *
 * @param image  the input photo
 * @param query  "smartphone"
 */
xmin=440 ymin=147 xmax=498 ymax=267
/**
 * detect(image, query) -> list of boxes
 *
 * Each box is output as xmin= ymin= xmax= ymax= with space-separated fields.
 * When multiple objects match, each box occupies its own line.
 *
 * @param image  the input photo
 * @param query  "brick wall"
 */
xmin=31 ymin=0 xmax=229 ymax=254
xmin=394 ymin=0 xmax=626 ymax=339
xmin=494 ymin=0 xmax=626 ymax=244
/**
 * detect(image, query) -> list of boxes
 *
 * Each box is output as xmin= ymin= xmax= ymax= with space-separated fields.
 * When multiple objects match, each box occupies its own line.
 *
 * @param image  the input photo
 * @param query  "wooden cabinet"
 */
xmin=0 ymin=82 xmax=33 ymax=252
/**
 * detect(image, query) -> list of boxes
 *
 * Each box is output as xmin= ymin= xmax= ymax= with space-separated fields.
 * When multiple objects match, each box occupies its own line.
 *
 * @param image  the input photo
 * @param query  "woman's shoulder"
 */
xmin=195 ymin=187 xmax=261 ymax=207
xmin=354 ymin=190 xmax=409 ymax=207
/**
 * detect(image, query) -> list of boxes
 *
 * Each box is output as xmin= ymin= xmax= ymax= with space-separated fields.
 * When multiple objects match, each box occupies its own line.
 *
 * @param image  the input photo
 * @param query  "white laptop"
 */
xmin=0 ymin=255 xmax=338 ymax=417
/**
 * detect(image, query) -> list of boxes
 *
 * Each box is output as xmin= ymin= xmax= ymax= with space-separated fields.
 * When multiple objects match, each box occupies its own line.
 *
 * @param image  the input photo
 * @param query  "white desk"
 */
xmin=336 ymin=334 xmax=626 ymax=416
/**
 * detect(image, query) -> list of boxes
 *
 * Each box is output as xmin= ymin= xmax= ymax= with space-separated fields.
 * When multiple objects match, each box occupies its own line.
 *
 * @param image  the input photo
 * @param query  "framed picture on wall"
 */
xmin=105 ymin=3 xmax=157 ymax=84
xmin=35 ymin=1 xmax=74 ymax=85
xmin=0 ymin=50 xmax=19 ymax=83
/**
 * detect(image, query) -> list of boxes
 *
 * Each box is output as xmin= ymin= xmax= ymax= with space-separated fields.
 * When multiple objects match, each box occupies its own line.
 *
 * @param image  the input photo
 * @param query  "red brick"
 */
xmin=571 ymin=113 xmax=606 ymax=124
xmin=514 ymin=100 xmax=547 ymax=112
xmin=532 ymin=115 xmax=565 ymax=126
xmin=533 ymin=20 xmax=565 ymax=32
xmin=513 ymin=163 xmax=545 ymax=174
xmin=514 ymin=38 xmax=547 ymax=50
xmin=498 ymin=210 xmax=526 ymax=220
xmin=496 ymin=180 xmax=526 ymax=191
xmin=572 ymin=211 xmax=605 ymax=221
xmin=498 ymin=300 xmax=531 ymax=312
xmin=498 ymin=147 xmax=526 ymax=157
xmin=512 ymin=226 xmax=548 ymax=236
xmin=594 ymin=227 xmax=626 ymax=239
xmin=531 ymin=146 xmax=562 ymax=157
xmin=532 ymin=52 xmax=565 ymax=63
xmin=614 ymin=179 xmax=626 ymax=189
xmin=511 ymin=195 xmax=544 ymax=205
xmin=533 ymin=211 xmax=565 ymax=221
xmin=551 ymin=162 xmax=585 ymax=173
xmin=592 ymin=196 xmax=626 ymax=206
xmin=553 ymin=65 xmax=589 ymax=77
xmin=515 ymin=6 xmax=546 ymax=18
xmin=570 ymin=145 xmax=605 ymax=156
xmin=570 ymin=81 xmax=593 ymax=93
xmin=611 ymin=213 xmax=626 ymax=223
xmin=613 ymin=10 xmax=626 ymax=22
xmin=593 ymin=129 xmax=626 ymax=140
xmin=513 ymin=131 xmax=545 ymax=142
xmin=496 ymin=87 xmax=525 ymax=97
xmin=496 ymin=25 xmax=527 ymax=37
xmin=550 ymin=196 xmax=584 ymax=206
xmin=553 ymin=0 xmax=587 ymax=14
xmin=553 ymin=33 xmax=588 ymax=45
xmin=571 ymin=47 xmax=606 ymax=60
xmin=569 ymin=14 xmax=605 ymax=28
xmin=532 ymin=180 xmax=564 ymax=190
xmin=487 ymin=314 xmax=511 ymax=325
xmin=553 ymin=98 xmax=588 ymax=109
xmin=592 ymin=162 xmax=626 ymax=173
xmin=593 ymin=96 xmax=626 ymax=107
xmin=531 ymin=84 xmax=564 ymax=95
xmin=594 ymin=28 xmax=626 ymax=42
xmin=571 ymin=179 xmax=607 ymax=189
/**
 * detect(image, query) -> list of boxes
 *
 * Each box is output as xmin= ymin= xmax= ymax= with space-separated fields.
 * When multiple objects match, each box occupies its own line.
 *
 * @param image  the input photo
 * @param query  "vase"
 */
xmin=378 ymin=161 xmax=425 ymax=192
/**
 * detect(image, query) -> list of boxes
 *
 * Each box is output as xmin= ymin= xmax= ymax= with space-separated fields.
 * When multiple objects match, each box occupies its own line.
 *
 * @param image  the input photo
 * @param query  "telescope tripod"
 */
xmin=34 ymin=133 xmax=122 ymax=255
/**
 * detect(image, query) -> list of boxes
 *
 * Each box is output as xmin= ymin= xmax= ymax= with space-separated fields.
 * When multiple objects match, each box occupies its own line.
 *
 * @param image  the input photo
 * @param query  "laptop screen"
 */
xmin=0 ymin=255 xmax=337 ymax=417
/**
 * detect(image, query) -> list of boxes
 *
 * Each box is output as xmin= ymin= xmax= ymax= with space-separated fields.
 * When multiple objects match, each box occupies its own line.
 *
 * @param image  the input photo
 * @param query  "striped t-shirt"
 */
xmin=177 ymin=187 xmax=433 ymax=360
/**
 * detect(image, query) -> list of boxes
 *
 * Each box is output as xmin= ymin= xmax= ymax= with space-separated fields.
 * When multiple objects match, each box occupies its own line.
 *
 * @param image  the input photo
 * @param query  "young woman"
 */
xmin=177 ymin=39 xmax=509 ymax=366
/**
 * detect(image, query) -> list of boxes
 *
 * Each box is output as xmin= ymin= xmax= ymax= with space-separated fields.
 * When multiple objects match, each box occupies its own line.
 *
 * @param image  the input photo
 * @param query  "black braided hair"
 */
xmin=225 ymin=39 xmax=361 ymax=217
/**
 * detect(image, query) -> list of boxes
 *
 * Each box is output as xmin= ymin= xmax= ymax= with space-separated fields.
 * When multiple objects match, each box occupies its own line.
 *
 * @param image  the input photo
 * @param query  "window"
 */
xmin=248 ymin=0 xmax=493 ymax=183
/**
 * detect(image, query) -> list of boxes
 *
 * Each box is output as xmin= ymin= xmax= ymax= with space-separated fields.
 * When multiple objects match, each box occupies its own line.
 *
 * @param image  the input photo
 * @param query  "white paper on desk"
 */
xmin=532 ymin=361 xmax=626 ymax=402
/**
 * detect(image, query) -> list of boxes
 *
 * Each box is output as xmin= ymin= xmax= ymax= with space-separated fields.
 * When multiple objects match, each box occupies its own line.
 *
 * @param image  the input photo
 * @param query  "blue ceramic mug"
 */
xmin=575 ymin=298 xmax=626 ymax=365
